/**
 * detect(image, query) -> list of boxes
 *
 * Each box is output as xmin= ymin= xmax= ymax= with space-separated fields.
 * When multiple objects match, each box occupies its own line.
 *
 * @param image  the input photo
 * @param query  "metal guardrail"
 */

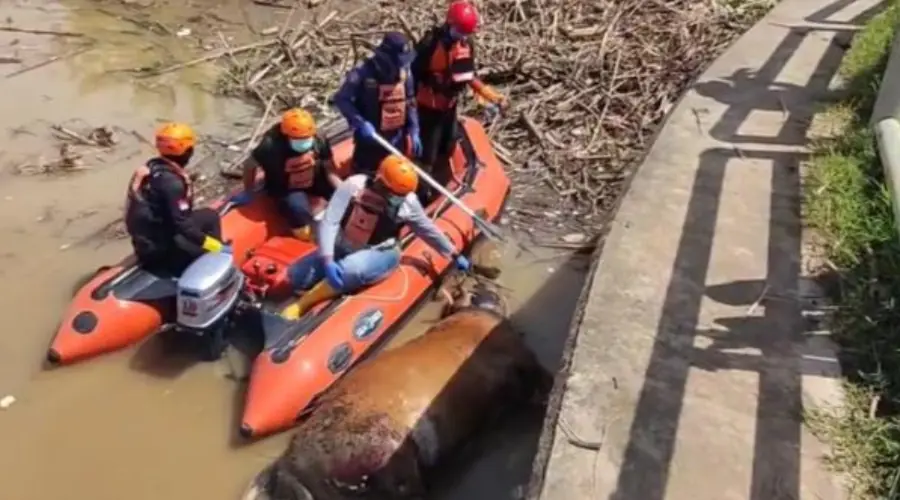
xmin=872 ymin=30 xmax=900 ymax=237
xmin=875 ymin=120 xmax=900 ymax=234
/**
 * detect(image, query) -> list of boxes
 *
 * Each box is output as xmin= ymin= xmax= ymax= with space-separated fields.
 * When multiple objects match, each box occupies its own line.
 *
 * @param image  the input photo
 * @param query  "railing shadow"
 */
xmin=606 ymin=1 xmax=880 ymax=499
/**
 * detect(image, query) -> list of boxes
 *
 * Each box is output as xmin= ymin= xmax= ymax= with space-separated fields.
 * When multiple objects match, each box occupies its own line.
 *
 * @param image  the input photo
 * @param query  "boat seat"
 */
xmin=113 ymin=267 xmax=179 ymax=302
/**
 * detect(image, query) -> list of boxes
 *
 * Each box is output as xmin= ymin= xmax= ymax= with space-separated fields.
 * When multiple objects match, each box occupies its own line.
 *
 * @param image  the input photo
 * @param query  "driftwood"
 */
xmin=213 ymin=0 xmax=770 ymax=236
xmin=0 ymin=26 xmax=85 ymax=38
xmin=5 ymin=43 xmax=94 ymax=79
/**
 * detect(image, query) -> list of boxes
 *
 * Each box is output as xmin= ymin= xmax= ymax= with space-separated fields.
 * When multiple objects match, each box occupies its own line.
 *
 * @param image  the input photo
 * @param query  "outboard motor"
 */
xmin=175 ymin=252 xmax=245 ymax=361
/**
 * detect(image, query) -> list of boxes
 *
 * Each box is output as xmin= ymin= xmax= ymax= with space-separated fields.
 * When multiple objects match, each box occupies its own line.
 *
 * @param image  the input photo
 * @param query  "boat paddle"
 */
xmin=370 ymin=132 xmax=508 ymax=244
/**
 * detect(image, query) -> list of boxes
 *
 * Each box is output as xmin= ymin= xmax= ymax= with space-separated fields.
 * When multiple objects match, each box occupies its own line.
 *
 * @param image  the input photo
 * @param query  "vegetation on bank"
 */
xmin=804 ymin=2 xmax=900 ymax=498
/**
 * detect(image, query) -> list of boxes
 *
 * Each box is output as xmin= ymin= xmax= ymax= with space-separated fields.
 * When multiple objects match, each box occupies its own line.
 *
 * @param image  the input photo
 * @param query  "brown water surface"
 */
xmin=0 ymin=2 xmax=587 ymax=498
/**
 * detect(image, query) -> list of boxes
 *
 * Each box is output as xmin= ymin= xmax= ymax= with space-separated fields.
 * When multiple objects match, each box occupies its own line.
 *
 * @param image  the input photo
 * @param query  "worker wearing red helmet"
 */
xmin=411 ymin=0 xmax=508 ymax=201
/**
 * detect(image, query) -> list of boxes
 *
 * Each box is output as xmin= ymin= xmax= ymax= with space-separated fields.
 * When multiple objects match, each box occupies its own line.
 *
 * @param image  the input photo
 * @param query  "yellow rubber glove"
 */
xmin=201 ymin=236 xmax=224 ymax=253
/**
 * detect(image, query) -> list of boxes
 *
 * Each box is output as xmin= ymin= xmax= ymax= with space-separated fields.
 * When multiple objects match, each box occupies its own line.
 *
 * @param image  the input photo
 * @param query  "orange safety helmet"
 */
xmin=376 ymin=155 xmax=418 ymax=196
xmin=155 ymin=122 xmax=196 ymax=157
xmin=280 ymin=108 xmax=316 ymax=139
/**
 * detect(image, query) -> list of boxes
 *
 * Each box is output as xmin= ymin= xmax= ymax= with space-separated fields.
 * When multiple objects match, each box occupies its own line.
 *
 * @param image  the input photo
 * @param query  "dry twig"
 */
xmin=213 ymin=0 xmax=771 ymax=236
xmin=0 ymin=26 xmax=85 ymax=38
xmin=5 ymin=43 xmax=94 ymax=79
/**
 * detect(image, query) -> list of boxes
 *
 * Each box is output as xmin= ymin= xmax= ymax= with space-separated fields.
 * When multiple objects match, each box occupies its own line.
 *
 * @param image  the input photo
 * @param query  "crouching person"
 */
xmin=281 ymin=155 xmax=471 ymax=320
xmin=229 ymin=109 xmax=340 ymax=241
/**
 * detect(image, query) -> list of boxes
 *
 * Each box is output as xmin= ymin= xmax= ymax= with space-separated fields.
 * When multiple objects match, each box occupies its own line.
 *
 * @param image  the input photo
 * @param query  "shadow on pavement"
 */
xmin=608 ymin=2 xmax=880 ymax=499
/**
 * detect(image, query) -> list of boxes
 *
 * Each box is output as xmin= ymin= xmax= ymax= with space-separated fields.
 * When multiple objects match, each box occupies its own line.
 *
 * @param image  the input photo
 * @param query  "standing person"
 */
xmin=124 ymin=123 xmax=231 ymax=275
xmin=332 ymin=31 xmax=422 ymax=176
xmin=280 ymin=154 xmax=471 ymax=320
xmin=411 ymin=0 xmax=508 ymax=202
xmin=229 ymin=109 xmax=341 ymax=241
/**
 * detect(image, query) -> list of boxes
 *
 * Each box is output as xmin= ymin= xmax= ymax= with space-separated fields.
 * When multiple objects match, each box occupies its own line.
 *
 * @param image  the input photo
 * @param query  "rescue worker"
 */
xmin=281 ymin=154 xmax=471 ymax=320
xmin=229 ymin=108 xmax=341 ymax=241
xmin=124 ymin=123 xmax=230 ymax=275
xmin=332 ymin=31 xmax=422 ymax=177
xmin=412 ymin=0 xmax=508 ymax=202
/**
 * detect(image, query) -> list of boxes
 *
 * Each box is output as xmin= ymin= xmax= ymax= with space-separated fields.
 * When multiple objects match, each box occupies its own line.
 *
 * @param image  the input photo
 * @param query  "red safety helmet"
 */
xmin=446 ymin=1 xmax=479 ymax=35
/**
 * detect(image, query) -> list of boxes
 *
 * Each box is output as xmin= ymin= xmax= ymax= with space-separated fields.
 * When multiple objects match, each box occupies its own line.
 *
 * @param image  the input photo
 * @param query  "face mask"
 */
xmin=386 ymin=194 xmax=405 ymax=209
xmin=373 ymin=52 xmax=402 ymax=81
xmin=448 ymin=27 xmax=466 ymax=41
xmin=290 ymin=138 xmax=314 ymax=153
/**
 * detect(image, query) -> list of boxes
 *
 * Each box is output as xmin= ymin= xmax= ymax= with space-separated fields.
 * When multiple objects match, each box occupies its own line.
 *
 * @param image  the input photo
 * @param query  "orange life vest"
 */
xmin=416 ymin=39 xmax=476 ymax=111
xmin=284 ymin=149 xmax=317 ymax=190
xmin=378 ymin=72 xmax=409 ymax=132
xmin=341 ymin=187 xmax=399 ymax=249
xmin=124 ymin=158 xmax=193 ymax=214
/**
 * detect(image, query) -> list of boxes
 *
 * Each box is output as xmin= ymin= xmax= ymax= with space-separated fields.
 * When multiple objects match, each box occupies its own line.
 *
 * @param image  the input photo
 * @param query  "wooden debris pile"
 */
xmin=216 ymin=0 xmax=772 ymax=235
xmin=15 ymin=125 xmax=118 ymax=175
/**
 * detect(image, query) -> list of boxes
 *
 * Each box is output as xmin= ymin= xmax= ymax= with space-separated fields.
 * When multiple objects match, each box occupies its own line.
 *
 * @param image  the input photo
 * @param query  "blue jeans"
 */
xmin=276 ymin=191 xmax=314 ymax=228
xmin=287 ymin=243 xmax=401 ymax=293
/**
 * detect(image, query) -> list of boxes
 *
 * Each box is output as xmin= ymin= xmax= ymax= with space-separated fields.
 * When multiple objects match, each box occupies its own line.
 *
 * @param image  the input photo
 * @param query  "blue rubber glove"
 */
xmin=411 ymin=133 xmax=423 ymax=157
xmin=221 ymin=245 xmax=233 ymax=255
xmin=323 ymin=260 xmax=345 ymax=290
xmin=483 ymin=104 xmax=500 ymax=124
xmin=454 ymin=254 xmax=471 ymax=272
xmin=229 ymin=190 xmax=253 ymax=207
xmin=358 ymin=121 xmax=376 ymax=141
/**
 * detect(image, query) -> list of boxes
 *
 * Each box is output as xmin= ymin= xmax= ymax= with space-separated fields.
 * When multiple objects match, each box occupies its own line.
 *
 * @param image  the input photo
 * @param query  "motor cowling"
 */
xmin=176 ymin=252 xmax=245 ymax=331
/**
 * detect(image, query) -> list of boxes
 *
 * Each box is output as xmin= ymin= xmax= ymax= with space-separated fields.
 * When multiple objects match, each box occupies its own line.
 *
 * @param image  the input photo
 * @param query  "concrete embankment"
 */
xmin=526 ymin=0 xmax=883 ymax=498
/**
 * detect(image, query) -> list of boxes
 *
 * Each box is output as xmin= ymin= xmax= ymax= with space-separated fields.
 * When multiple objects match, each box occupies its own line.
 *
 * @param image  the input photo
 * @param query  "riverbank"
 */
xmin=804 ymin=2 xmax=900 ymax=498
xmin=528 ymin=0 xmax=883 ymax=498
xmin=0 ymin=2 xmax=587 ymax=499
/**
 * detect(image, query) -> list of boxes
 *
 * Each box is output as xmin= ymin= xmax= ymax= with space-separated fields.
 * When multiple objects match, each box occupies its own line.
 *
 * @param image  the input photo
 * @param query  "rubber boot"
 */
xmin=292 ymin=225 xmax=313 ymax=242
xmin=281 ymin=280 xmax=340 ymax=320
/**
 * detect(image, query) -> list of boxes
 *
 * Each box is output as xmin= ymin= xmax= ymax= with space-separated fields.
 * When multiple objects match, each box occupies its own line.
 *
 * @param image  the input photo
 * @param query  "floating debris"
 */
xmin=213 ymin=0 xmax=773 ymax=237
xmin=0 ymin=395 xmax=15 ymax=409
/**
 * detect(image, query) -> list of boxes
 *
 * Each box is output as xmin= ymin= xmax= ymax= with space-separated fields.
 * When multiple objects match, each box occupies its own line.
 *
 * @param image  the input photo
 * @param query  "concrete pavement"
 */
xmin=526 ymin=0 xmax=882 ymax=499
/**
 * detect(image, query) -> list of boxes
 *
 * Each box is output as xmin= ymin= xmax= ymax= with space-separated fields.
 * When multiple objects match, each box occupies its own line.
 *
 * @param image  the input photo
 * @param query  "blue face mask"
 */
xmin=386 ymin=194 xmax=405 ymax=209
xmin=290 ymin=138 xmax=314 ymax=153
xmin=448 ymin=27 xmax=466 ymax=41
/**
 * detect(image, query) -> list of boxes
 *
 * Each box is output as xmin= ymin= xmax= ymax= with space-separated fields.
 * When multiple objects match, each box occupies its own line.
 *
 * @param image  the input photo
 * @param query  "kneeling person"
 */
xmin=281 ymin=155 xmax=471 ymax=320
xmin=125 ymin=122 xmax=230 ymax=276
xmin=231 ymin=109 xmax=341 ymax=241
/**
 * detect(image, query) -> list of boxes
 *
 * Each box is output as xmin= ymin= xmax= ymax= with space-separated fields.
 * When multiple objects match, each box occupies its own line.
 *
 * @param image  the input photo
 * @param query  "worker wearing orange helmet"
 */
xmin=230 ymin=108 xmax=341 ymax=241
xmin=411 ymin=0 xmax=507 ymax=200
xmin=281 ymin=154 xmax=470 ymax=320
xmin=124 ymin=123 xmax=230 ymax=275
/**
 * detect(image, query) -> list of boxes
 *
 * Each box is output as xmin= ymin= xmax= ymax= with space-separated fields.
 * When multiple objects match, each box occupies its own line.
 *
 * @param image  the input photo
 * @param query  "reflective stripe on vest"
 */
xmin=342 ymin=188 xmax=390 ymax=250
xmin=124 ymin=158 xmax=193 ymax=213
xmin=378 ymin=72 xmax=408 ymax=132
xmin=284 ymin=150 xmax=317 ymax=190
xmin=416 ymin=40 xmax=475 ymax=111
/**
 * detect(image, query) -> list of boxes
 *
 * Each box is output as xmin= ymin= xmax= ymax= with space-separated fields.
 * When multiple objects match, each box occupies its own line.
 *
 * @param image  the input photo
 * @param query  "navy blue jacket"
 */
xmin=333 ymin=58 xmax=420 ymax=147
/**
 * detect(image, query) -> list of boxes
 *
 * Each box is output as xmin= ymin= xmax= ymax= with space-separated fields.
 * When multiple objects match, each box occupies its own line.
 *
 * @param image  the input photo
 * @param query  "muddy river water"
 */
xmin=0 ymin=1 xmax=587 ymax=499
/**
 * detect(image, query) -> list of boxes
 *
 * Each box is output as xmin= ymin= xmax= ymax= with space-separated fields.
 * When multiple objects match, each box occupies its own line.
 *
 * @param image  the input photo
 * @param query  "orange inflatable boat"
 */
xmin=47 ymin=117 xmax=510 ymax=439
xmin=46 ymin=122 xmax=344 ymax=365
xmin=241 ymin=117 xmax=509 ymax=437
